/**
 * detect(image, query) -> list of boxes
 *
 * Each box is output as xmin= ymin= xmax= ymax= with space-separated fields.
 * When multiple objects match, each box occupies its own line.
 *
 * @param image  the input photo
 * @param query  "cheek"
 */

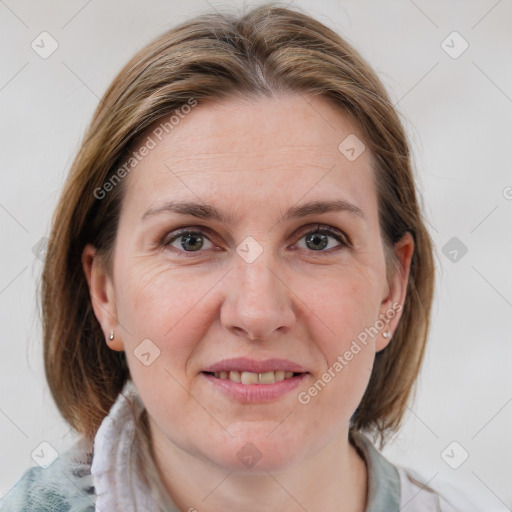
xmin=116 ymin=261 xmax=214 ymax=337
xmin=312 ymin=272 xmax=383 ymax=343
xmin=300 ymin=329 xmax=376 ymax=430
xmin=302 ymin=274 xmax=381 ymax=406
xmin=113 ymin=263 xmax=211 ymax=425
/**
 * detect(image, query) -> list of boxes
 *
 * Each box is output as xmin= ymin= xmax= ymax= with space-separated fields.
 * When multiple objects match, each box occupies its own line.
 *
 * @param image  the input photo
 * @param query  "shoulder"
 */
xmin=396 ymin=465 xmax=479 ymax=512
xmin=0 ymin=437 xmax=96 ymax=512
xmin=349 ymin=430 xmax=475 ymax=512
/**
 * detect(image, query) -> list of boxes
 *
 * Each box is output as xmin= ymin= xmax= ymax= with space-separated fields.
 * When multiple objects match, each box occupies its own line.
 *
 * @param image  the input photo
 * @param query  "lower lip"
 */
xmin=202 ymin=372 xmax=308 ymax=402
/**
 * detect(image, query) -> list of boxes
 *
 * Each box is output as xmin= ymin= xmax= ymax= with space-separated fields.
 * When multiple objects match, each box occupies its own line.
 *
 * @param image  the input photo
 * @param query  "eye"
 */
xmin=294 ymin=224 xmax=351 ymax=252
xmin=160 ymin=224 xmax=351 ymax=256
xmin=161 ymin=229 xmax=215 ymax=253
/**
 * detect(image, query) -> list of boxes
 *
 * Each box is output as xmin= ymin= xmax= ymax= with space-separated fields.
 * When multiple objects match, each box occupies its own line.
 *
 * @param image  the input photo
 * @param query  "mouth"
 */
xmin=202 ymin=370 xmax=303 ymax=384
xmin=201 ymin=358 xmax=309 ymax=402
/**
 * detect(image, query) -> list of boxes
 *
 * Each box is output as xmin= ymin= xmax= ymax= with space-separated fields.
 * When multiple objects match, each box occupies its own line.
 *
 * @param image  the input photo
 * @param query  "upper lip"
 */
xmin=203 ymin=357 xmax=308 ymax=374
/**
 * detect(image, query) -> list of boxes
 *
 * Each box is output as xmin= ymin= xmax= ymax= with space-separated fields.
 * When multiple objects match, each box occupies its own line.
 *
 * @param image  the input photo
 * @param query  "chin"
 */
xmin=213 ymin=445 xmax=306 ymax=474
xmin=203 ymin=422 xmax=313 ymax=473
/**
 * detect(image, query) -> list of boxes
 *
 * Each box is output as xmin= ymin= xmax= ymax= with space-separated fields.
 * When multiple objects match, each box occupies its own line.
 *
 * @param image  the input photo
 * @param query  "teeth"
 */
xmin=241 ymin=371 xmax=259 ymax=384
xmin=258 ymin=371 xmax=275 ymax=384
xmin=212 ymin=370 xmax=298 ymax=384
xmin=229 ymin=370 xmax=241 ymax=383
xmin=274 ymin=371 xmax=285 ymax=382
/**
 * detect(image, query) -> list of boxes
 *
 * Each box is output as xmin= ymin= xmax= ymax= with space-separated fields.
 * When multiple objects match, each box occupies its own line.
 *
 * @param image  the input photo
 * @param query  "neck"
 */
xmin=148 ymin=424 xmax=368 ymax=512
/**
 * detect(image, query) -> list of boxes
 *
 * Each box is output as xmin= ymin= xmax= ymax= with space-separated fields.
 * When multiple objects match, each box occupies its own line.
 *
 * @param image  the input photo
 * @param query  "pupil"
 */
xmin=182 ymin=233 xmax=203 ymax=251
xmin=306 ymin=232 xmax=327 ymax=250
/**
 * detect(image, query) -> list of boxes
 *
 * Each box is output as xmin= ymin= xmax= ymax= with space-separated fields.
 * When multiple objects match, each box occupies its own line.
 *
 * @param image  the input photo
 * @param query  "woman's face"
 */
xmin=84 ymin=93 xmax=412 ymax=472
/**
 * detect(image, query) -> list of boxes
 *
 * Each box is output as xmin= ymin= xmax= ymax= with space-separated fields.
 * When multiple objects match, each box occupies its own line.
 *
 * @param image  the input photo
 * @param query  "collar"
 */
xmin=90 ymin=379 xmax=161 ymax=512
xmin=349 ymin=429 xmax=401 ymax=511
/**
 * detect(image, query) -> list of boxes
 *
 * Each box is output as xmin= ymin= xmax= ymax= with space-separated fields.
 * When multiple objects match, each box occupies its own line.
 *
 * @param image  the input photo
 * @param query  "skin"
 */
xmin=82 ymin=92 xmax=414 ymax=512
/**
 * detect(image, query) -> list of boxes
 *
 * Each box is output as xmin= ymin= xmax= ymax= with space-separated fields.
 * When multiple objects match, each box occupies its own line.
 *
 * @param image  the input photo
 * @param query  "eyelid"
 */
xmin=159 ymin=223 xmax=352 ymax=252
xmin=160 ymin=225 xmax=217 ymax=247
xmin=294 ymin=223 xmax=352 ymax=248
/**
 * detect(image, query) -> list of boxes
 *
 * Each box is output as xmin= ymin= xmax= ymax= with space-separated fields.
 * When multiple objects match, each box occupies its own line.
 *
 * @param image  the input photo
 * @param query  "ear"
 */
xmin=375 ymin=231 xmax=415 ymax=352
xmin=81 ymin=244 xmax=124 ymax=351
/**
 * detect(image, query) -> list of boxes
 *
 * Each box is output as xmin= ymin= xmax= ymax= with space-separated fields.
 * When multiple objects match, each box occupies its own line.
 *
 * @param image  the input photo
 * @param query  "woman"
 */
xmin=1 ymin=3 xmax=466 ymax=511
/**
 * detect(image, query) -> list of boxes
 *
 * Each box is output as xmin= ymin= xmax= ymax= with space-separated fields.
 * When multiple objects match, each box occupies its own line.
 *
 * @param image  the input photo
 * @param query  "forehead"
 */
xmin=120 ymin=93 xmax=377 ymax=220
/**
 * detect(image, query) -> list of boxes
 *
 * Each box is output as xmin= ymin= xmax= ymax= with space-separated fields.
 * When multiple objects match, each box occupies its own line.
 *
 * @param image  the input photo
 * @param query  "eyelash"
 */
xmin=159 ymin=224 xmax=351 ymax=256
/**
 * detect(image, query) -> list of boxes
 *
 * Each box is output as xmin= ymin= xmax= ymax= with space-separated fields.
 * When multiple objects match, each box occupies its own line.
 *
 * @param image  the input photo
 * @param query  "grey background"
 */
xmin=1 ymin=0 xmax=511 ymax=509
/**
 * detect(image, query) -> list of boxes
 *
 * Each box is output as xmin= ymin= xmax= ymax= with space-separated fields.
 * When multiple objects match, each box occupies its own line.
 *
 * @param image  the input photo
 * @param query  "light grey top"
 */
xmin=350 ymin=429 xmax=401 ymax=511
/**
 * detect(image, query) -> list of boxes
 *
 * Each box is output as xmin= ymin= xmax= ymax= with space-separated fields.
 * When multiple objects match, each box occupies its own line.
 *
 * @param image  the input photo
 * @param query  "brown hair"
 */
xmin=41 ymin=1 xmax=434 ymax=465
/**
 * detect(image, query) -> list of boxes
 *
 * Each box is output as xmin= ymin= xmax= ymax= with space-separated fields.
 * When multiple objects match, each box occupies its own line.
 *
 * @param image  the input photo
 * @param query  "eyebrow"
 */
xmin=141 ymin=199 xmax=366 ymax=223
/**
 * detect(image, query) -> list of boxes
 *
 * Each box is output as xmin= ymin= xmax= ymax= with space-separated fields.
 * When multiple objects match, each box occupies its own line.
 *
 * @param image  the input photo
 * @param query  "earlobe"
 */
xmin=81 ymin=244 xmax=124 ymax=351
xmin=376 ymin=232 xmax=415 ymax=352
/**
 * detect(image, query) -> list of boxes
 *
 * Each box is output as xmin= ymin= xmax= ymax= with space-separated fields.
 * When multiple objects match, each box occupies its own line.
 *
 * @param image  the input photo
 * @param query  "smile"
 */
xmin=206 ymin=370 xmax=299 ymax=384
xmin=201 ymin=357 xmax=309 ymax=402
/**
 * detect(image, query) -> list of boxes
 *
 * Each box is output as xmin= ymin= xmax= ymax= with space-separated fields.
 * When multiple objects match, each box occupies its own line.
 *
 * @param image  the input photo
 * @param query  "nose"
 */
xmin=220 ymin=251 xmax=295 ymax=341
